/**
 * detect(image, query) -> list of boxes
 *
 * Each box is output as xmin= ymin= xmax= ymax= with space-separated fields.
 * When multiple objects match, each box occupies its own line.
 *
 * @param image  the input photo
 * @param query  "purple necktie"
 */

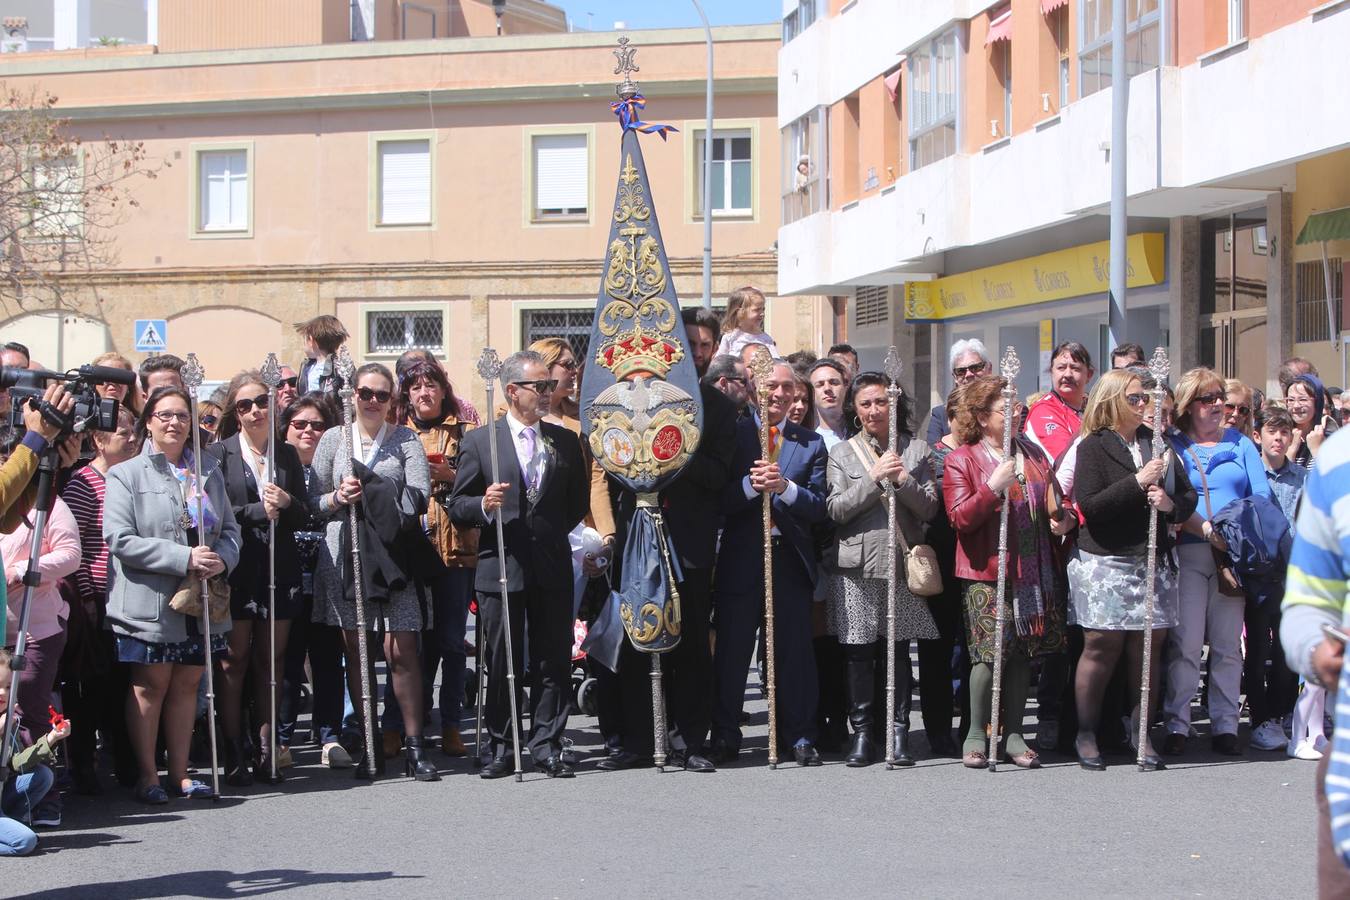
xmin=520 ymin=427 xmax=537 ymax=490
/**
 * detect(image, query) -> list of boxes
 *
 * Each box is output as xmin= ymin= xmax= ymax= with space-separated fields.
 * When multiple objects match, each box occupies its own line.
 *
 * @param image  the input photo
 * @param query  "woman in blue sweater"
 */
xmin=1162 ymin=368 xmax=1270 ymax=758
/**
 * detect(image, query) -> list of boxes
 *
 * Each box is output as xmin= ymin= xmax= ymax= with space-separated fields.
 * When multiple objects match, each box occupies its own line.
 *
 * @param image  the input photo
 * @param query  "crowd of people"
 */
xmin=0 ymin=288 xmax=1343 ymax=874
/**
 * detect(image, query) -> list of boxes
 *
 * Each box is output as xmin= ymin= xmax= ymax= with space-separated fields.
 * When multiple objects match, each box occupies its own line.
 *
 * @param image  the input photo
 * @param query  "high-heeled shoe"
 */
xmin=404 ymin=736 xmax=441 ymax=782
xmin=224 ymin=737 xmax=254 ymax=787
xmin=1075 ymin=736 xmax=1106 ymax=771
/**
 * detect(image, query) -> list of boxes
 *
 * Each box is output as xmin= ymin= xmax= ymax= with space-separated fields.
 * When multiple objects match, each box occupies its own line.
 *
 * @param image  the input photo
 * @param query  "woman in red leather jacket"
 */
xmin=943 ymin=375 xmax=1074 ymax=770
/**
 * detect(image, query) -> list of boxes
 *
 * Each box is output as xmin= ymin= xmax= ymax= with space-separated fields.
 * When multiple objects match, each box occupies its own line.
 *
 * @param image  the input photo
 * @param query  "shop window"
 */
xmin=1078 ymin=0 xmax=1161 ymax=98
xmin=909 ymin=28 xmax=959 ymax=169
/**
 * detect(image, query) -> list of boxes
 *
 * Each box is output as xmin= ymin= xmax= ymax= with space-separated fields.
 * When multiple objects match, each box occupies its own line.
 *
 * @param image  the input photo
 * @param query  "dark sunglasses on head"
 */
xmin=199 ymin=414 xmax=219 ymax=427
xmin=356 ymin=387 xmax=392 ymax=403
xmin=512 ymin=379 xmax=558 ymax=394
xmin=1125 ymin=393 xmax=1150 ymax=407
xmin=234 ymin=395 xmax=270 ymax=414
xmin=1195 ymin=391 xmax=1226 ymax=406
xmin=953 ymin=362 xmax=988 ymax=378
xmin=1224 ymin=402 xmax=1250 ymax=416
xmin=279 ymin=376 xmax=299 ymax=389
xmin=288 ymin=418 xmax=324 ymax=432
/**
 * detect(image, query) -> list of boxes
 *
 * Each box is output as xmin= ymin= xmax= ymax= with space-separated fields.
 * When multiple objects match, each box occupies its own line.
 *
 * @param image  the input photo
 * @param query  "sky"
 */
xmin=549 ymin=0 xmax=782 ymax=31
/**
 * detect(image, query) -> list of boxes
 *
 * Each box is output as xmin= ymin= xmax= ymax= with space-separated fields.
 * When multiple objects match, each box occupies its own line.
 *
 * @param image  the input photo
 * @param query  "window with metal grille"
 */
xmin=1296 ymin=259 xmax=1343 ymax=344
xmin=854 ymin=286 xmax=890 ymax=328
xmin=521 ymin=308 xmax=594 ymax=362
xmin=367 ymin=310 xmax=443 ymax=355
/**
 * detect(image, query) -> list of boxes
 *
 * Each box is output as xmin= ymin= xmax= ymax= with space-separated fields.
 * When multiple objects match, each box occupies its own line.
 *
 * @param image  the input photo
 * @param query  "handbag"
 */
xmin=169 ymin=574 xmax=231 ymax=623
xmin=1184 ymin=444 xmax=1244 ymax=598
xmin=847 ymin=435 xmax=944 ymax=597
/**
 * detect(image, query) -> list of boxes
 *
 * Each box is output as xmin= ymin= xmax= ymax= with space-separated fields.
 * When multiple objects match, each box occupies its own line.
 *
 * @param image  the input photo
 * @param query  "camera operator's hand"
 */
xmin=22 ymin=384 xmax=72 ymax=443
xmin=188 ymin=546 xmax=225 ymax=578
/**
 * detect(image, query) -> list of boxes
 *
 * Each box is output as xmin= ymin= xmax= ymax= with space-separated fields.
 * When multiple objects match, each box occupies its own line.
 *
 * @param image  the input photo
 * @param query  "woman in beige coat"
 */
xmin=825 ymin=372 xmax=938 ymax=767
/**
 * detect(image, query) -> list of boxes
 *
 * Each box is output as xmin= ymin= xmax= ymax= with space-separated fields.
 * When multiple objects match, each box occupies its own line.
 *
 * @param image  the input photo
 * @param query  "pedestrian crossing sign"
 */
xmin=134 ymin=319 xmax=167 ymax=353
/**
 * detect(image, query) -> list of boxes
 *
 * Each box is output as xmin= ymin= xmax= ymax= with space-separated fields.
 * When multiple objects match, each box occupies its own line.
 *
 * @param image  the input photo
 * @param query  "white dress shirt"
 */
xmin=483 ymin=413 xmax=549 ymax=520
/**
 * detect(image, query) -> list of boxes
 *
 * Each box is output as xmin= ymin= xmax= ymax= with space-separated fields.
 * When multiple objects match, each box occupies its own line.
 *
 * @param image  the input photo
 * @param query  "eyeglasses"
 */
xmin=1125 ymin=393 xmax=1150 ymax=407
xmin=512 ymin=379 xmax=558 ymax=394
xmin=288 ymin=419 xmax=324 ymax=432
xmin=953 ymin=362 xmax=988 ymax=378
xmin=1195 ymin=392 xmax=1226 ymax=406
xmin=234 ymin=395 xmax=270 ymax=415
xmin=355 ymin=388 xmax=392 ymax=403
xmin=1284 ymin=394 xmax=1313 ymax=406
xmin=1224 ymin=402 xmax=1251 ymax=417
xmin=279 ymin=376 xmax=299 ymax=389
xmin=556 ymin=359 xmax=578 ymax=371
xmin=152 ymin=411 xmax=191 ymax=424
xmin=199 ymin=414 xmax=219 ymax=427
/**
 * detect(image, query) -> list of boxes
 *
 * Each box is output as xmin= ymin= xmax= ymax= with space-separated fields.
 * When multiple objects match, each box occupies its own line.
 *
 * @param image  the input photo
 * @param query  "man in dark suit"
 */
xmin=447 ymin=350 xmax=589 ymax=778
xmin=710 ymin=359 xmax=829 ymax=766
xmin=605 ymin=381 xmax=738 ymax=772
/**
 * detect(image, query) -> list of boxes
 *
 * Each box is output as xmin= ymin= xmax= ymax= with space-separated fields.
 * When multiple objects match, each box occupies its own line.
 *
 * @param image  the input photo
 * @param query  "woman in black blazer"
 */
xmin=208 ymin=371 xmax=308 ymax=785
xmin=1067 ymin=369 xmax=1197 ymax=771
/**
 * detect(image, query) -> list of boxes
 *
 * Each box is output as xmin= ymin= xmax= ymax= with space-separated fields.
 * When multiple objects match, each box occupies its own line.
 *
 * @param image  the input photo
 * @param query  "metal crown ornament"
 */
xmin=260 ymin=352 xmax=281 ymax=388
xmin=477 ymin=347 xmax=502 ymax=382
xmin=999 ymin=345 xmax=1021 ymax=380
xmin=181 ymin=353 xmax=204 ymax=391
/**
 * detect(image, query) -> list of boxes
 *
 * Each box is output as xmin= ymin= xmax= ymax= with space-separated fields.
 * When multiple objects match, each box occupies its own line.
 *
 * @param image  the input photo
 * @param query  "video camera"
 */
xmin=0 ymin=364 xmax=137 ymax=436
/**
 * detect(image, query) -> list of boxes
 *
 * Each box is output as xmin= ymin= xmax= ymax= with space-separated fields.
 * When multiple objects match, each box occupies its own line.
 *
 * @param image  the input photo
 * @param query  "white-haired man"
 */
xmin=923 ymin=339 xmax=992 ymax=444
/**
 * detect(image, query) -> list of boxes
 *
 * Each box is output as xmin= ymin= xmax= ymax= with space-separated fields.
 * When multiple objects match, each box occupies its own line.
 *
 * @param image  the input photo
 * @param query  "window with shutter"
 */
xmin=199 ymin=150 xmax=248 ymax=231
xmin=532 ymin=134 xmax=588 ymax=220
xmin=378 ymin=139 xmax=432 ymax=226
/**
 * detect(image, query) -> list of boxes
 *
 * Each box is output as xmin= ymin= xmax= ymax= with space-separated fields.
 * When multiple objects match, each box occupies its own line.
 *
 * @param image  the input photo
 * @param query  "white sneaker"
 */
xmin=1251 ymin=719 xmax=1289 ymax=751
xmin=1291 ymin=737 xmax=1325 ymax=760
xmin=322 ymin=742 xmax=353 ymax=769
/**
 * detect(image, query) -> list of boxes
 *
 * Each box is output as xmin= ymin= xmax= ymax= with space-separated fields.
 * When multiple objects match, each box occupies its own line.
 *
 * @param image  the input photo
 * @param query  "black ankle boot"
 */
xmin=224 ymin=737 xmax=253 ymax=787
xmin=404 ymin=736 xmax=440 ymax=782
xmin=890 ymin=725 xmax=915 ymax=767
xmin=353 ymin=735 xmax=388 ymax=780
xmin=844 ymin=652 xmax=876 ymax=768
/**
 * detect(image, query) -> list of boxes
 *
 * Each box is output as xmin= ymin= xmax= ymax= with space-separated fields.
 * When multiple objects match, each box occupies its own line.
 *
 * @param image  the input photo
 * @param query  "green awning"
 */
xmin=1297 ymin=206 xmax=1350 ymax=244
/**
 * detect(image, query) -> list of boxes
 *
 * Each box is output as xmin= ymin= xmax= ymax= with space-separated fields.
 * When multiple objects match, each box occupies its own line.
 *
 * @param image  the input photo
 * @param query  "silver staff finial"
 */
xmin=883 ymin=346 xmax=903 ymax=387
xmin=1148 ymin=346 xmax=1170 ymax=382
xmin=477 ymin=347 xmax=502 ymax=382
xmin=260 ymin=352 xmax=281 ymax=388
xmin=614 ymin=36 xmax=639 ymax=100
xmin=181 ymin=353 xmax=204 ymax=391
xmin=999 ymin=345 xmax=1021 ymax=380
xmin=335 ymin=346 xmax=356 ymax=401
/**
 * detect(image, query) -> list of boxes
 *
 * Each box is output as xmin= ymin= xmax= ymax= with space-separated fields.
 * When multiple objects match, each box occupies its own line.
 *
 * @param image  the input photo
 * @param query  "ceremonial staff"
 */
xmin=182 ymin=354 xmax=222 ymax=800
xmin=987 ymin=346 xmax=1020 ymax=773
xmin=473 ymin=608 xmax=486 ymax=768
xmin=259 ymin=353 xmax=283 ymax=784
xmin=748 ymin=345 xmax=779 ymax=769
xmin=883 ymin=346 xmax=902 ymax=770
xmin=477 ymin=347 xmax=524 ymax=783
xmin=335 ymin=347 xmax=379 ymax=780
xmin=1138 ymin=346 xmax=1170 ymax=770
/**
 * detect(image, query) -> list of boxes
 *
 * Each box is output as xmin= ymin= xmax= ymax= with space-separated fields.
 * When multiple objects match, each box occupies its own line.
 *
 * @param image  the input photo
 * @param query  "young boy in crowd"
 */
xmin=0 ymin=647 xmax=72 ymax=856
xmin=1253 ymin=405 xmax=1316 ymax=755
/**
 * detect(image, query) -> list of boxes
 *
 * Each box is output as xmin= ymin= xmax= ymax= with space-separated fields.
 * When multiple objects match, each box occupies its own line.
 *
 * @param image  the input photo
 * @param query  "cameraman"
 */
xmin=0 ymin=383 xmax=76 ymax=536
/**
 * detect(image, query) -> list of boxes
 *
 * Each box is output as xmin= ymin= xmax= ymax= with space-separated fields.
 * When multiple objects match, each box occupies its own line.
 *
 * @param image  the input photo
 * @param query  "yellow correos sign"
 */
xmin=904 ymin=232 xmax=1165 ymax=321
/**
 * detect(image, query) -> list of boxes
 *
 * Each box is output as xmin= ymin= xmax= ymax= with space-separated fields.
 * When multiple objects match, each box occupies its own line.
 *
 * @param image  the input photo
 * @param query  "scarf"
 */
xmin=1003 ymin=447 xmax=1057 ymax=637
xmin=170 ymin=449 xmax=220 ymax=534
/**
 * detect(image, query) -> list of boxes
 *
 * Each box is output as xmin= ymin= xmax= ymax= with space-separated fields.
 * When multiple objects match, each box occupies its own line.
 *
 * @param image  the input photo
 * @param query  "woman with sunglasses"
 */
xmin=276 ymin=393 xmax=353 ymax=769
xmin=1067 ymin=370 xmax=1195 ymax=770
xmin=1161 ymin=368 xmax=1270 ymax=758
xmin=384 ymin=358 xmax=478 ymax=759
xmin=197 ymin=400 xmax=222 ymax=438
xmin=1223 ymin=379 xmax=1254 ymax=439
xmin=207 ymin=372 xmax=309 ymax=784
xmin=311 ymin=362 xmax=437 ymax=781
xmin=104 ymin=386 xmax=240 ymax=802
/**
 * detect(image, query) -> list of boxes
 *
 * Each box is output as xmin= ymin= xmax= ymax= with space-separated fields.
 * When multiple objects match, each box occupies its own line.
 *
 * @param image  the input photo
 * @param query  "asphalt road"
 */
xmin=10 ymin=674 xmax=1317 ymax=900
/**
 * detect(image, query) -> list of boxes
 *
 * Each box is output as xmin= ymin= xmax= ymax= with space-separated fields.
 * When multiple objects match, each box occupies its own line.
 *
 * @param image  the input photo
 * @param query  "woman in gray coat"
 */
xmin=104 ymin=386 xmax=240 ymax=804
xmin=825 ymin=372 xmax=939 ymax=767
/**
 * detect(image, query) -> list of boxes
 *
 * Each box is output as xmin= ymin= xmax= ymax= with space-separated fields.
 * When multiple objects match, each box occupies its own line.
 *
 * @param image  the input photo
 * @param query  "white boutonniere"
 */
xmin=541 ymin=433 xmax=557 ymax=456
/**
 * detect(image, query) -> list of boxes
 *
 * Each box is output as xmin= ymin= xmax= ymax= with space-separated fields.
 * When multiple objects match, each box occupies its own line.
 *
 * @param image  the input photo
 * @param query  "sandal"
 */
xmin=178 ymin=779 xmax=214 ymax=799
xmin=135 ymin=783 xmax=169 ymax=805
xmin=962 ymin=750 xmax=988 ymax=769
xmin=1007 ymin=749 xmax=1042 ymax=769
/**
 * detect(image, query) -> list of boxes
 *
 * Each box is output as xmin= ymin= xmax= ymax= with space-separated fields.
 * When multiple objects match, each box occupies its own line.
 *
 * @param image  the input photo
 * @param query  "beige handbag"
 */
xmin=848 ymin=435 xmax=944 ymax=597
xmin=169 ymin=574 xmax=231 ymax=623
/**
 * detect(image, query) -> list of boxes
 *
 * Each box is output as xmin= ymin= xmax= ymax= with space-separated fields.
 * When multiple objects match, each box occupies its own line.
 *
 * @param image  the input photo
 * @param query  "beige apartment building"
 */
xmin=0 ymin=1 xmax=821 ymax=395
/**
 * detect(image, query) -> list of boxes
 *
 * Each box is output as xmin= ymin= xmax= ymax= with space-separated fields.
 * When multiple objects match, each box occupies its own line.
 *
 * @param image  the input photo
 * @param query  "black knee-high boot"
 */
xmin=843 ymin=642 xmax=876 ymax=767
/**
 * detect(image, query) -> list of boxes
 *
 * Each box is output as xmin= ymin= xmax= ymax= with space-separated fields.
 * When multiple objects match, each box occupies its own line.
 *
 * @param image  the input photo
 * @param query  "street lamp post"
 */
xmin=691 ymin=0 xmax=713 ymax=312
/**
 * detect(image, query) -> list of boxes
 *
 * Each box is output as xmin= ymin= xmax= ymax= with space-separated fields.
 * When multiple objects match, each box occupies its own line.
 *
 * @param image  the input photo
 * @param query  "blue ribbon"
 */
xmin=610 ymin=93 xmax=678 ymax=141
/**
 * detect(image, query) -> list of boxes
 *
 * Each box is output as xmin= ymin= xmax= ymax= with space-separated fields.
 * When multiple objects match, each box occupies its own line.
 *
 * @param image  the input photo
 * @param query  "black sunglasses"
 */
xmin=288 ymin=418 xmax=325 ymax=432
xmin=512 ymin=379 xmax=558 ymax=394
xmin=234 ymin=395 xmax=270 ymax=414
xmin=1125 ymin=393 xmax=1149 ymax=407
xmin=356 ymin=387 xmax=392 ymax=403
xmin=1224 ymin=402 xmax=1250 ymax=416
xmin=199 ymin=414 xmax=219 ymax=427
xmin=556 ymin=359 xmax=578 ymax=371
xmin=279 ymin=376 xmax=299 ymax=389
xmin=953 ymin=362 xmax=988 ymax=378
xmin=1195 ymin=392 xmax=1226 ymax=406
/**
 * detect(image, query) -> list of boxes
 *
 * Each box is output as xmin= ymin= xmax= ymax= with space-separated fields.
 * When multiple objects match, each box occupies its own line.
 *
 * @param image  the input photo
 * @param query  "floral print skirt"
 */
xmin=1066 ymin=548 xmax=1178 ymax=631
